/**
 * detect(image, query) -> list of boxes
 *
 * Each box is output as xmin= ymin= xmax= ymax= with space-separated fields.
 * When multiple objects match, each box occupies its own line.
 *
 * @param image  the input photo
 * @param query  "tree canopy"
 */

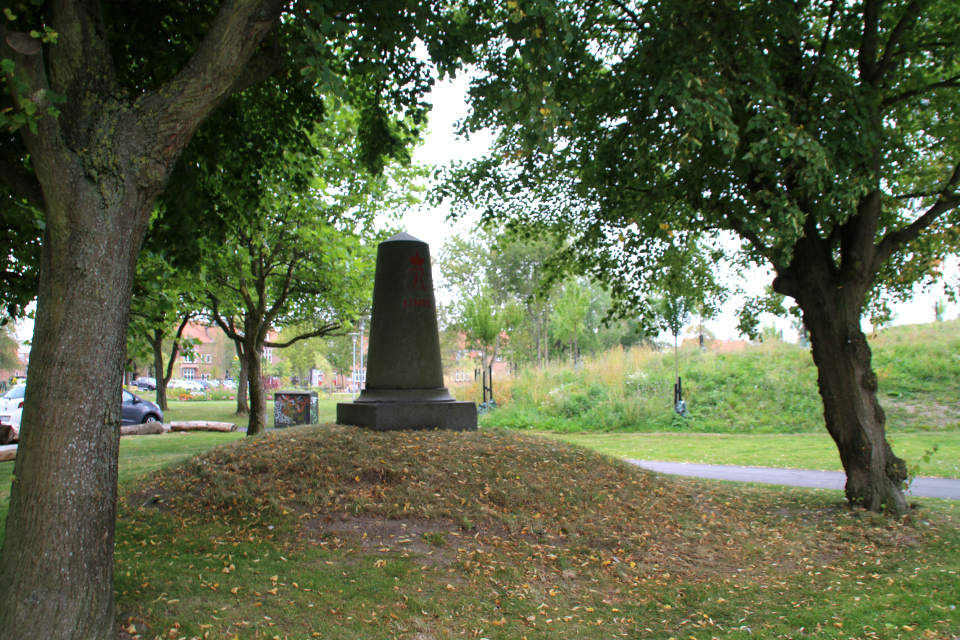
xmin=447 ymin=0 xmax=960 ymax=513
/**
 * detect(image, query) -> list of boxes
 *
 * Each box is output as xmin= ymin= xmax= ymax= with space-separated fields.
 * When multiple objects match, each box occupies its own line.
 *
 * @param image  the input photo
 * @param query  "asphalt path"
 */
xmin=628 ymin=460 xmax=960 ymax=501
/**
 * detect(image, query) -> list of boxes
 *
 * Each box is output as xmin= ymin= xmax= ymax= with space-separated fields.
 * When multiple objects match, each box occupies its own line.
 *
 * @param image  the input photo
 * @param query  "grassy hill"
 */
xmin=113 ymin=426 xmax=960 ymax=640
xmin=480 ymin=319 xmax=960 ymax=435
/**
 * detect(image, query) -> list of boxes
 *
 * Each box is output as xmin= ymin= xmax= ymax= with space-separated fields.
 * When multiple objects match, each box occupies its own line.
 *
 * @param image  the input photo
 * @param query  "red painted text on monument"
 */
xmin=403 ymin=297 xmax=433 ymax=309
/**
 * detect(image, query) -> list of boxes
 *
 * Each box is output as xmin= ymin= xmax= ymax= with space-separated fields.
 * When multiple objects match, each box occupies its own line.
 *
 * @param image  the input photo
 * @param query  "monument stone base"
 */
xmin=337 ymin=401 xmax=477 ymax=432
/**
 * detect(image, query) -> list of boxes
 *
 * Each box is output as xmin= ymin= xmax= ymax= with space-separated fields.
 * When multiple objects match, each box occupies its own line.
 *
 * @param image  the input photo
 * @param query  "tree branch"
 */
xmin=796 ymin=0 xmax=840 ymax=106
xmin=873 ymin=160 xmax=960 ymax=270
xmin=263 ymin=256 xmax=301 ymax=328
xmin=725 ymin=212 xmax=772 ymax=259
xmin=208 ymin=295 xmax=242 ymax=342
xmin=883 ymin=75 xmax=960 ymax=109
xmin=265 ymin=322 xmax=341 ymax=348
xmin=858 ymin=0 xmax=881 ymax=84
xmin=874 ymin=0 xmax=924 ymax=84
xmin=607 ymin=0 xmax=646 ymax=32
xmin=164 ymin=311 xmax=196 ymax=384
xmin=141 ymin=0 xmax=286 ymax=177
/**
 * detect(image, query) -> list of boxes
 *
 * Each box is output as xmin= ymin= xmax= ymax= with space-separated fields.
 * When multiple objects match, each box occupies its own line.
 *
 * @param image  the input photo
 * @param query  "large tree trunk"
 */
xmin=0 ymin=188 xmax=146 ymax=639
xmin=0 ymin=2 xmax=286 ymax=636
xmin=245 ymin=341 xmax=268 ymax=436
xmin=800 ymin=300 xmax=908 ymax=513
xmin=775 ymin=236 xmax=909 ymax=515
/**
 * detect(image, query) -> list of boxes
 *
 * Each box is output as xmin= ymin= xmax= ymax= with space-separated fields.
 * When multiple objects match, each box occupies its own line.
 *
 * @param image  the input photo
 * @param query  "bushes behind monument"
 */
xmin=481 ymin=320 xmax=960 ymax=435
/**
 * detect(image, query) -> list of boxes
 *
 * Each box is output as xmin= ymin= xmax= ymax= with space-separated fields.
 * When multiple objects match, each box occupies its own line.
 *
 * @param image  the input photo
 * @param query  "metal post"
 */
xmin=358 ymin=318 xmax=365 ymax=391
xmin=488 ymin=363 xmax=494 ymax=404
xmin=349 ymin=332 xmax=359 ymax=400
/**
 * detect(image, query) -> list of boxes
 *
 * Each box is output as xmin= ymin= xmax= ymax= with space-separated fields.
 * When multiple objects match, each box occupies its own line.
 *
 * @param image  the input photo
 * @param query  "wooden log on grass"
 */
xmin=170 ymin=421 xmax=237 ymax=432
xmin=0 ymin=444 xmax=16 ymax=462
xmin=120 ymin=422 xmax=165 ymax=436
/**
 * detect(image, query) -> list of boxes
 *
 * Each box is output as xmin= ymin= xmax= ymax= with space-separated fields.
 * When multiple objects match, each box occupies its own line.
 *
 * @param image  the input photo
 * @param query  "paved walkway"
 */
xmin=628 ymin=460 xmax=960 ymax=500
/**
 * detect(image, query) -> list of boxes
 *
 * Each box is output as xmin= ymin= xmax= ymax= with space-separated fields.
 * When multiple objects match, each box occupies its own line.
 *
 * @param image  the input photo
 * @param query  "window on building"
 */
xmin=182 ymin=354 xmax=194 ymax=363
xmin=201 ymin=373 xmax=210 ymax=381
xmin=202 ymin=354 xmax=212 ymax=364
xmin=263 ymin=347 xmax=273 ymax=363
xmin=183 ymin=369 xmax=195 ymax=381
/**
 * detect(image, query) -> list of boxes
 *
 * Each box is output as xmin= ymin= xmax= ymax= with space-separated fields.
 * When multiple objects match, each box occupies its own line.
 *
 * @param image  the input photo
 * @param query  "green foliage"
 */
xmin=447 ymin=0 xmax=960 ymax=348
xmin=0 ymin=323 xmax=19 ymax=372
xmin=439 ymin=226 xmax=646 ymax=367
xmin=486 ymin=320 xmax=960 ymax=435
xmin=904 ymin=444 xmax=940 ymax=491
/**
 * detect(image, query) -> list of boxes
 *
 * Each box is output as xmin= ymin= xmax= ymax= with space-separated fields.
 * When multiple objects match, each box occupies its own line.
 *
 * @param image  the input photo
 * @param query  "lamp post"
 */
xmin=358 ymin=318 xmax=365 ymax=391
xmin=348 ymin=332 xmax=359 ymax=400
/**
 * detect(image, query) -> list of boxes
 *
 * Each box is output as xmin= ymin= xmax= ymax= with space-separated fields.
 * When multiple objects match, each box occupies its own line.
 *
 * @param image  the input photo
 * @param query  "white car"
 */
xmin=0 ymin=408 xmax=22 ymax=442
xmin=0 ymin=384 xmax=25 ymax=413
xmin=0 ymin=385 xmax=25 ymax=441
xmin=168 ymin=379 xmax=205 ymax=392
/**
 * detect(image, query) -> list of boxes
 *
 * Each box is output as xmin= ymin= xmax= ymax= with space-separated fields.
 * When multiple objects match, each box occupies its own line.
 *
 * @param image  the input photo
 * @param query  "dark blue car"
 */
xmin=121 ymin=389 xmax=163 ymax=425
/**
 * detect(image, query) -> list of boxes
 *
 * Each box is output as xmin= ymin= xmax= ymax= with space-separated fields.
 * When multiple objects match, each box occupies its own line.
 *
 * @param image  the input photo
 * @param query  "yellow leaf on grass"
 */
xmin=268 ymin=588 xmax=278 ymax=595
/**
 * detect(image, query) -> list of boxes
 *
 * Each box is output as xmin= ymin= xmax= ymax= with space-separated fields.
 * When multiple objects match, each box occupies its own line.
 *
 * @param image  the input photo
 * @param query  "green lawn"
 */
xmin=540 ymin=431 xmax=960 ymax=479
xmin=0 ymin=421 xmax=957 ymax=639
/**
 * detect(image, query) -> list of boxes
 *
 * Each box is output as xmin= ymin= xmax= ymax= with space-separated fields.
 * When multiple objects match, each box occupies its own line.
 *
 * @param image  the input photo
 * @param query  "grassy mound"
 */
xmin=133 ymin=426 xmax=763 ymax=574
xmin=480 ymin=320 xmax=960 ymax=434
xmin=116 ymin=425 xmax=960 ymax=640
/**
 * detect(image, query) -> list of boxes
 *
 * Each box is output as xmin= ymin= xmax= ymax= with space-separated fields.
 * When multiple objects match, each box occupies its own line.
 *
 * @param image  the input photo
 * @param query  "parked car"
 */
xmin=0 ymin=384 xmax=26 ymax=440
xmin=0 ymin=384 xmax=26 ymax=414
xmin=0 ymin=408 xmax=20 ymax=442
xmin=121 ymin=389 xmax=163 ymax=425
xmin=1 ymin=387 xmax=162 ymax=442
xmin=223 ymin=380 xmax=238 ymax=389
xmin=136 ymin=376 xmax=157 ymax=391
xmin=169 ymin=379 xmax=205 ymax=393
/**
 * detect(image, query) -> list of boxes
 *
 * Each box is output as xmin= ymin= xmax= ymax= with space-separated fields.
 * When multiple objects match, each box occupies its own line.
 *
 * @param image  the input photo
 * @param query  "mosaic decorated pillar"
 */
xmin=337 ymin=232 xmax=477 ymax=431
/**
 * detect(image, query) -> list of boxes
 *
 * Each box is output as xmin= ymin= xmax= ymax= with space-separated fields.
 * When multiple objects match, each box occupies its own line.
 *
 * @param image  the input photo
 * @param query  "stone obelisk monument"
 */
xmin=337 ymin=232 xmax=477 ymax=431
